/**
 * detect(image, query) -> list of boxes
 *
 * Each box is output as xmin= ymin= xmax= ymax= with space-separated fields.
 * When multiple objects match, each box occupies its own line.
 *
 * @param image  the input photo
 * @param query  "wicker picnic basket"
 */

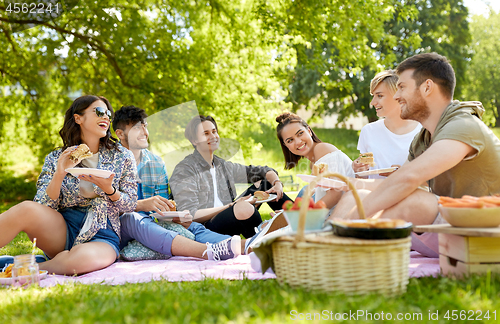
xmin=271 ymin=172 xmax=411 ymax=295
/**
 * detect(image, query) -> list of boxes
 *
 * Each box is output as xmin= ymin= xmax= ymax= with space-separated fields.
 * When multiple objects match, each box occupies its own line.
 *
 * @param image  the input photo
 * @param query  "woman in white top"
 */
xmin=354 ymin=70 xmax=422 ymax=179
xmin=276 ymin=113 xmax=354 ymax=208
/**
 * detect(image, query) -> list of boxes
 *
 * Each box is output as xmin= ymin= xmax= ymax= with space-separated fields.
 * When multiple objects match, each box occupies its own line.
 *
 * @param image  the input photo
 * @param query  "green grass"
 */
xmin=2 ymin=127 xmax=500 ymax=323
xmin=0 ymin=232 xmax=43 ymax=257
xmin=1 ymin=275 xmax=500 ymax=323
xmin=0 ymin=171 xmax=37 ymax=202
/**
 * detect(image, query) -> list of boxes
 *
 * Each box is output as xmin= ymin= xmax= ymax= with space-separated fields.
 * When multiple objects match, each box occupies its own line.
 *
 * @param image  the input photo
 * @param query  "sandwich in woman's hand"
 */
xmin=254 ymin=191 xmax=270 ymax=201
xmin=312 ymin=162 xmax=328 ymax=176
xmin=359 ymin=152 xmax=376 ymax=167
xmin=69 ymin=144 xmax=93 ymax=164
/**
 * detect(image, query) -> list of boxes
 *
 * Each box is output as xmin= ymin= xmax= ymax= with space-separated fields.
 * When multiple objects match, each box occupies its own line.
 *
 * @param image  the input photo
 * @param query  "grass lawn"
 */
xmin=1 ymin=275 xmax=499 ymax=323
xmin=2 ymin=127 xmax=500 ymax=323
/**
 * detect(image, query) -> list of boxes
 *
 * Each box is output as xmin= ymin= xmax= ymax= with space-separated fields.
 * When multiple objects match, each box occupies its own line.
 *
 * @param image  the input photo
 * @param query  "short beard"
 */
xmin=400 ymin=89 xmax=430 ymax=122
xmin=124 ymin=136 xmax=149 ymax=151
xmin=129 ymin=141 xmax=149 ymax=151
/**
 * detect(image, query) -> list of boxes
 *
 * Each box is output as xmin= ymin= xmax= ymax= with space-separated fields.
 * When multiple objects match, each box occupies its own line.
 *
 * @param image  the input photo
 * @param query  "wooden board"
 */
xmin=414 ymin=224 xmax=500 ymax=237
xmin=438 ymin=233 xmax=500 ymax=263
xmin=440 ymin=255 xmax=500 ymax=277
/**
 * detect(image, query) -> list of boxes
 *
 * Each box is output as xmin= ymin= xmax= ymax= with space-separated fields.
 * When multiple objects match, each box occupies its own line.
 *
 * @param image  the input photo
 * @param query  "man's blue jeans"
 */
xmin=120 ymin=213 xmax=230 ymax=257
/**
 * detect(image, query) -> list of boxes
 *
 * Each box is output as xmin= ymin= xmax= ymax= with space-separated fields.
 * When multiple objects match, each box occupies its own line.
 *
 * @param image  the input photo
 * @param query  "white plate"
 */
xmin=0 ymin=270 xmax=48 ymax=286
xmin=150 ymin=211 xmax=192 ymax=221
xmin=355 ymin=167 xmax=399 ymax=177
xmin=247 ymin=194 xmax=278 ymax=204
xmin=296 ymin=174 xmax=345 ymax=189
xmin=65 ymin=168 xmax=114 ymax=179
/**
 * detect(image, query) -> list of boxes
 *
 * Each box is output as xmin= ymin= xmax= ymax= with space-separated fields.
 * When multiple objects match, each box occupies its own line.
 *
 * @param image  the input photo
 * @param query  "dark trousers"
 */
xmin=239 ymin=180 xmax=293 ymax=211
xmin=204 ymin=180 xmax=294 ymax=238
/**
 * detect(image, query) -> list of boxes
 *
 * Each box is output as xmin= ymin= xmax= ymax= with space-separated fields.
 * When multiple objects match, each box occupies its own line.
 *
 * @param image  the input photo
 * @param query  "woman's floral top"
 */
xmin=34 ymin=145 xmax=138 ymax=247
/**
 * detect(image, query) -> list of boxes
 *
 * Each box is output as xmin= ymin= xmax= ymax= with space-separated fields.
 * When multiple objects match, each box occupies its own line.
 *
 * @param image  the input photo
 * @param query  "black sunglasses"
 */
xmin=94 ymin=106 xmax=112 ymax=120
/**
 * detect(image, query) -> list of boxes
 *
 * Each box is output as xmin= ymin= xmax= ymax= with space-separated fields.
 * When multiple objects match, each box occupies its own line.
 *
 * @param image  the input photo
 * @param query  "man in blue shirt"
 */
xmin=113 ymin=105 xmax=242 ymax=260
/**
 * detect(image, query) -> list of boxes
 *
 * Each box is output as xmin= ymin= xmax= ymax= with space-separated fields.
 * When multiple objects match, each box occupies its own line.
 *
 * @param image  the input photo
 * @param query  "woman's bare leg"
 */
xmin=0 ymin=201 xmax=67 ymax=257
xmin=39 ymin=241 xmax=116 ymax=275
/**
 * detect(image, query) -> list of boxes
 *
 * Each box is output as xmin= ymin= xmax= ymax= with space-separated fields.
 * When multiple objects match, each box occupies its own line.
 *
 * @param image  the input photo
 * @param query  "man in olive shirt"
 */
xmin=329 ymin=52 xmax=500 ymax=257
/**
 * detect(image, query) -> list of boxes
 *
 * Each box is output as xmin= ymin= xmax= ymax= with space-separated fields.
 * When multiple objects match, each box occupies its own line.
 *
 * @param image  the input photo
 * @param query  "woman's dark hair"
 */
xmin=276 ymin=112 xmax=322 ymax=170
xmin=185 ymin=115 xmax=218 ymax=148
xmin=59 ymin=95 xmax=118 ymax=150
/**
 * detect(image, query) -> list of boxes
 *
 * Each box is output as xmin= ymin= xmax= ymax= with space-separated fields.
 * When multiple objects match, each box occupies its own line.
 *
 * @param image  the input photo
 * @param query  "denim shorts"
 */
xmin=60 ymin=207 xmax=120 ymax=258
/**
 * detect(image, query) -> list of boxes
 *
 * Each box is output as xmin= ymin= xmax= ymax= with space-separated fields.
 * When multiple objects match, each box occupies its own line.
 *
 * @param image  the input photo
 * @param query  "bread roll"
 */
xmin=254 ymin=191 xmax=270 ymax=200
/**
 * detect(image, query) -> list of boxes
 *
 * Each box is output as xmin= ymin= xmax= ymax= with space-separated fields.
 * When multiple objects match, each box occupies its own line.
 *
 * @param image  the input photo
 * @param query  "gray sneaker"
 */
xmin=203 ymin=235 xmax=241 ymax=261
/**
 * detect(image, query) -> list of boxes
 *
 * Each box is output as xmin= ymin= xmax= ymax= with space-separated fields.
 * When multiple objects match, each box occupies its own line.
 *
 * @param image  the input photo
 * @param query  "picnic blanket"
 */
xmin=38 ymin=251 xmax=439 ymax=287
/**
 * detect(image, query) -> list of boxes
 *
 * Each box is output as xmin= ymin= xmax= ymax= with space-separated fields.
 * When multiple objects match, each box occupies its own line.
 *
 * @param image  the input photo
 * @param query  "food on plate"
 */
xmin=254 ymin=191 xmax=270 ymax=200
xmin=169 ymin=200 xmax=176 ymax=211
xmin=0 ymin=264 xmax=13 ymax=278
xmin=0 ymin=264 xmax=43 ymax=278
xmin=359 ymin=152 xmax=376 ymax=167
xmin=438 ymin=195 xmax=500 ymax=208
xmin=69 ymin=144 xmax=93 ymax=164
xmin=282 ymin=198 xmax=327 ymax=211
xmin=331 ymin=218 xmax=408 ymax=229
xmin=312 ymin=162 xmax=328 ymax=176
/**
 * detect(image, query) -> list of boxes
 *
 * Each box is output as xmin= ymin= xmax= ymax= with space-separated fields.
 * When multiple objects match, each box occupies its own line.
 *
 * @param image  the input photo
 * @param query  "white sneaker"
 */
xmin=203 ymin=235 xmax=241 ymax=261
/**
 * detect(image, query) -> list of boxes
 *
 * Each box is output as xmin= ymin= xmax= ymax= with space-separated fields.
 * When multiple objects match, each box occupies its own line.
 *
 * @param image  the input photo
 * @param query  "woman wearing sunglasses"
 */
xmin=0 ymin=95 xmax=137 ymax=275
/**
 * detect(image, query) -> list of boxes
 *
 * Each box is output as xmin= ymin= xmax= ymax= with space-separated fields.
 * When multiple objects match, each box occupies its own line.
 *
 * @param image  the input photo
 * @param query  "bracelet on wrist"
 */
xmin=105 ymin=187 xmax=117 ymax=196
xmin=272 ymin=179 xmax=283 ymax=186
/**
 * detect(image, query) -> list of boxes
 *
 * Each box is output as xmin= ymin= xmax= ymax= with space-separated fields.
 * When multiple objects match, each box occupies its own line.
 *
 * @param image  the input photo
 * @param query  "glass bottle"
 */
xmin=12 ymin=254 xmax=39 ymax=288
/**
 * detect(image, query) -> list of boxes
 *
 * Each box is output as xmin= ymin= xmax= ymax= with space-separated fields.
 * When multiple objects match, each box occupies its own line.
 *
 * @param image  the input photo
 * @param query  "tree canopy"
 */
xmin=464 ymin=10 xmax=500 ymax=126
xmin=287 ymin=0 xmax=471 ymax=123
xmin=0 ymin=0 xmax=480 ymax=172
xmin=0 ymin=0 xmax=414 ymax=169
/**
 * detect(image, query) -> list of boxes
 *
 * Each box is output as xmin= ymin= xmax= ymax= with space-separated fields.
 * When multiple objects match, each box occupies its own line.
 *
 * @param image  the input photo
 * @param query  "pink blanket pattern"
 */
xmin=39 ymin=251 xmax=439 ymax=288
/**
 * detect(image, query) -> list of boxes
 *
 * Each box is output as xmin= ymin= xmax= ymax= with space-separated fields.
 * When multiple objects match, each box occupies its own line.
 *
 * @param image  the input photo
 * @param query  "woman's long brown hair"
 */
xmin=276 ymin=112 xmax=322 ymax=170
xmin=59 ymin=95 xmax=118 ymax=150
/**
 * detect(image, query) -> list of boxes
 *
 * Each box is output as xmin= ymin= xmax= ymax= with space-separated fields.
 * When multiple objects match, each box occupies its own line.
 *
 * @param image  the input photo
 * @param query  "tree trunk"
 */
xmin=496 ymin=104 xmax=500 ymax=128
xmin=495 ymin=96 xmax=500 ymax=128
